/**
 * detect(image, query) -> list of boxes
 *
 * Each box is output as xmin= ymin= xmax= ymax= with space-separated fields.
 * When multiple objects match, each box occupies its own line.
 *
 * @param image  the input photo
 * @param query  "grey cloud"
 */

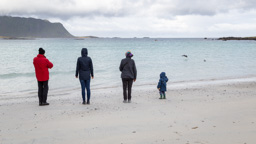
xmin=170 ymin=0 xmax=256 ymax=16
xmin=0 ymin=0 xmax=133 ymax=19
xmin=5 ymin=10 xmax=128 ymax=20
xmin=0 ymin=0 xmax=256 ymax=20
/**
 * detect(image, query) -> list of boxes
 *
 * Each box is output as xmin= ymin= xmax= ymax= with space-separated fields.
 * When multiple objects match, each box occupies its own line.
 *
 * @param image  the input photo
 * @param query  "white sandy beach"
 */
xmin=0 ymin=79 xmax=256 ymax=144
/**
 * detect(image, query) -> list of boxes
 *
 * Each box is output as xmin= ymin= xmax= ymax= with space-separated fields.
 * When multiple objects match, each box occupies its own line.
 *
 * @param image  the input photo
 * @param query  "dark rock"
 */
xmin=218 ymin=36 xmax=256 ymax=41
xmin=182 ymin=55 xmax=188 ymax=58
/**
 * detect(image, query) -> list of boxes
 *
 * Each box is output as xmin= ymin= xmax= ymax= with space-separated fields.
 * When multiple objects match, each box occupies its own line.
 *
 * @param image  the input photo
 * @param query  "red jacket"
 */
xmin=33 ymin=54 xmax=53 ymax=81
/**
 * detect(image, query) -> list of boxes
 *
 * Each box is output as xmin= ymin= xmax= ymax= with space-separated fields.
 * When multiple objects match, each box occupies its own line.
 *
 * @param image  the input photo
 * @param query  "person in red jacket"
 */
xmin=33 ymin=48 xmax=53 ymax=106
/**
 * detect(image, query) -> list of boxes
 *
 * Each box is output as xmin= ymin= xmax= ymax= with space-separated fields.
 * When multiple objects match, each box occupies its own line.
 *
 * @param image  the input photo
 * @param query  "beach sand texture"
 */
xmin=0 ymin=80 xmax=256 ymax=144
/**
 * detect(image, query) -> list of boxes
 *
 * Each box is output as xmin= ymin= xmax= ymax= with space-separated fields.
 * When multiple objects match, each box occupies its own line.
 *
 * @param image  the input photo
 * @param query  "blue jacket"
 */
xmin=76 ymin=48 xmax=94 ymax=80
xmin=157 ymin=72 xmax=168 ymax=91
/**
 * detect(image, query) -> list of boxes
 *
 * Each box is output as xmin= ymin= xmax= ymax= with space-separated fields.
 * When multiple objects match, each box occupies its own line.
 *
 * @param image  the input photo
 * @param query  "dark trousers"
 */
xmin=122 ymin=78 xmax=133 ymax=100
xmin=159 ymin=91 xmax=165 ymax=97
xmin=80 ymin=79 xmax=91 ymax=102
xmin=37 ymin=80 xmax=49 ymax=104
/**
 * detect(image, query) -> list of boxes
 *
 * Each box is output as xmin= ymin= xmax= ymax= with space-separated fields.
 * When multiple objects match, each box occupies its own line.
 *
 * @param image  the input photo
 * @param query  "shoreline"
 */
xmin=0 ymin=77 xmax=255 ymax=144
xmin=1 ymin=75 xmax=256 ymax=97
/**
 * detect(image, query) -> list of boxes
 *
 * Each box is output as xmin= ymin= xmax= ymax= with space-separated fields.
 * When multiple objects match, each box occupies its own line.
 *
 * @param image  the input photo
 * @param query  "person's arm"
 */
xmin=90 ymin=58 xmax=94 ymax=79
xmin=133 ymin=60 xmax=137 ymax=81
xmin=33 ymin=58 xmax=35 ymax=67
xmin=119 ymin=59 xmax=124 ymax=71
xmin=75 ymin=58 xmax=79 ymax=78
xmin=157 ymin=80 xmax=161 ymax=90
xmin=166 ymin=77 xmax=168 ymax=82
xmin=47 ymin=59 xmax=53 ymax=69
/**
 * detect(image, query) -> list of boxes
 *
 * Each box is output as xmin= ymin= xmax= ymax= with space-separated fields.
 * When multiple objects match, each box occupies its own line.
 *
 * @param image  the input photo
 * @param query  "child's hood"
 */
xmin=160 ymin=72 xmax=168 ymax=81
xmin=160 ymin=72 xmax=166 ymax=78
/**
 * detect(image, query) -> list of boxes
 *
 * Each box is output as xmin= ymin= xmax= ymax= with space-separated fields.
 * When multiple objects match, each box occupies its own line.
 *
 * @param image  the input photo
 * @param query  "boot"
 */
xmin=42 ymin=102 xmax=49 ymax=106
xmin=159 ymin=93 xmax=163 ymax=99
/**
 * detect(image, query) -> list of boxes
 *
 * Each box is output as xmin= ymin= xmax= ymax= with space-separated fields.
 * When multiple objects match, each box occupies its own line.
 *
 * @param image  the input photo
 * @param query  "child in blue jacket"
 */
xmin=157 ymin=72 xmax=168 ymax=99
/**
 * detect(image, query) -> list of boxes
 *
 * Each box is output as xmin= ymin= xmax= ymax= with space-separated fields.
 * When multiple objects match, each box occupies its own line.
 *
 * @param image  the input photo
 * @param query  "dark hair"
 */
xmin=39 ymin=48 xmax=45 ymax=54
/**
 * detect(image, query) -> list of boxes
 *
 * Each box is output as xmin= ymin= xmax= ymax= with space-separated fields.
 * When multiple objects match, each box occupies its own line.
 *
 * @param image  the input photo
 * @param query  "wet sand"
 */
xmin=0 ymin=79 xmax=256 ymax=144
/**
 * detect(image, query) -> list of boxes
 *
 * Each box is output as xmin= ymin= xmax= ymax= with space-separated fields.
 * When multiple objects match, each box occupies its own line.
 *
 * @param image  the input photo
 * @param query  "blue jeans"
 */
xmin=80 ymin=79 xmax=91 ymax=102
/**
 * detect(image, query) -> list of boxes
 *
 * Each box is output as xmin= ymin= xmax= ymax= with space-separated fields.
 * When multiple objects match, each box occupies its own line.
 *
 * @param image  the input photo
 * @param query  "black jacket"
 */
xmin=76 ymin=48 xmax=94 ymax=80
xmin=119 ymin=57 xmax=137 ymax=79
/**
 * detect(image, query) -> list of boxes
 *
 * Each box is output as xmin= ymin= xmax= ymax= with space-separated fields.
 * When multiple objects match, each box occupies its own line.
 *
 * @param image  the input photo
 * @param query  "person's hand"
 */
xmin=91 ymin=76 xmax=94 ymax=79
xmin=76 ymin=76 xmax=78 ymax=78
xmin=158 ymin=88 xmax=160 ymax=90
xmin=133 ymin=79 xmax=136 ymax=82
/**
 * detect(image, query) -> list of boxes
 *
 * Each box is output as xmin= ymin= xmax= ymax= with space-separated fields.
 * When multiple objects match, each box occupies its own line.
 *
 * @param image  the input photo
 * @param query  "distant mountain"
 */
xmin=0 ymin=16 xmax=74 ymax=38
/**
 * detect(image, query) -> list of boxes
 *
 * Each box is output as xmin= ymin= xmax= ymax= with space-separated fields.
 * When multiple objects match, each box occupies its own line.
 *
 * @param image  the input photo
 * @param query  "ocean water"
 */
xmin=0 ymin=38 xmax=256 ymax=94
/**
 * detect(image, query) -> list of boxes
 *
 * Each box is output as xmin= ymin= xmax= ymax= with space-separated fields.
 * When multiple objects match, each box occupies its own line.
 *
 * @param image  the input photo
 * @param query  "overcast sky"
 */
xmin=1 ymin=0 xmax=256 ymax=37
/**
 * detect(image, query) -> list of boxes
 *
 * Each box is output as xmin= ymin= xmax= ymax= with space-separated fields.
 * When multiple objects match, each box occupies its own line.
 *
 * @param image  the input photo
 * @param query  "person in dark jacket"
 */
xmin=76 ymin=48 xmax=94 ymax=105
xmin=157 ymin=72 xmax=168 ymax=99
xmin=119 ymin=51 xmax=137 ymax=103
xmin=33 ymin=48 xmax=53 ymax=106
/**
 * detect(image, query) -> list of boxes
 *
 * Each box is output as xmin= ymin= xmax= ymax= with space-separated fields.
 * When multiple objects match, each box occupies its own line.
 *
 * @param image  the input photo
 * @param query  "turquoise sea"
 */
xmin=0 ymin=38 xmax=256 ymax=95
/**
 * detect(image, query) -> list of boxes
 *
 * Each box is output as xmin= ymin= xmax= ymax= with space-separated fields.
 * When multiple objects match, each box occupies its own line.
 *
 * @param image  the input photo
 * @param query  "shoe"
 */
xmin=42 ymin=102 xmax=49 ymax=106
xmin=159 ymin=97 xmax=162 ymax=99
xmin=82 ymin=101 xmax=86 ymax=105
xmin=123 ymin=100 xmax=127 ymax=103
xmin=87 ymin=101 xmax=90 ymax=105
xmin=128 ymin=99 xmax=131 ymax=103
xmin=39 ymin=102 xmax=43 ymax=106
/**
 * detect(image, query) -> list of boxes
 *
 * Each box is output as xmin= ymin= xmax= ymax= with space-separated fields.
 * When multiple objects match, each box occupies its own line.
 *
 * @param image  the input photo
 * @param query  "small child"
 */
xmin=157 ymin=72 xmax=168 ymax=99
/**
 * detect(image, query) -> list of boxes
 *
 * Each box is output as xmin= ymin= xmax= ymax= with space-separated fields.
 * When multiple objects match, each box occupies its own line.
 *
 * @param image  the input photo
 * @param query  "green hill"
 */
xmin=0 ymin=16 xmax=74 ymax=38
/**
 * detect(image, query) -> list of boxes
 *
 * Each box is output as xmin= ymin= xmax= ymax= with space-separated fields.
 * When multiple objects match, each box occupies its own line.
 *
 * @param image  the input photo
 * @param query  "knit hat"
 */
xmin=125 ymin=50 xmax=133 ymax=57
xmin=39 ymin=48 xmax=45 ymax=54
